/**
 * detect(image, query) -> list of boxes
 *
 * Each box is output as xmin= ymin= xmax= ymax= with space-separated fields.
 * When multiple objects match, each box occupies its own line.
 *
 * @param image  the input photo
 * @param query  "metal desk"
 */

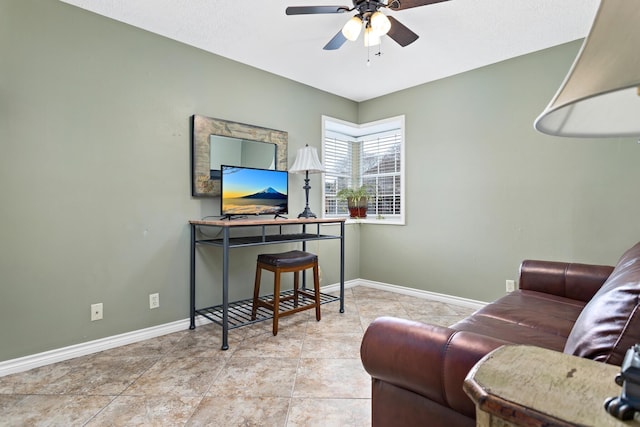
xmin=189 ymin=217 xmax=346 ymax=350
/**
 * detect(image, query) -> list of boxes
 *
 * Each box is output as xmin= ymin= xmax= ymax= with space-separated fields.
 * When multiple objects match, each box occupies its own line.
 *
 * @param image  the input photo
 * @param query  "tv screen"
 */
xmin=221 ymin=165 xmax=288 ymax=217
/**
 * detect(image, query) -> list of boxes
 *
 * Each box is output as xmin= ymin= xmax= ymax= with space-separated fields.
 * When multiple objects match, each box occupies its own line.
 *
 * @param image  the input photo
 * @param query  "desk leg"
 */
xmin=301 ymin=224 xmax=307 ymax=290
xmin=189 ymin=224 xmax=196 ymax=329
xmin=340 ymin=221 xmax=345 ymax=313
xmin=221 ymin=227 xmax=230 ymax=350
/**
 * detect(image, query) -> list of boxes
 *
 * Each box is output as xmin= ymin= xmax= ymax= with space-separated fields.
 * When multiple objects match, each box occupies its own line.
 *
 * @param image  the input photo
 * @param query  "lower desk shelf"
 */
xmin=196 ymin=290 xmax=340 ymax=329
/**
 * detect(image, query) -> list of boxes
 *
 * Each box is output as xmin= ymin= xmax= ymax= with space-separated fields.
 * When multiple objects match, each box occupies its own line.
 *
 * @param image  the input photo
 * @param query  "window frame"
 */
xmin=321 ymin=115 xmax=406 ymax=225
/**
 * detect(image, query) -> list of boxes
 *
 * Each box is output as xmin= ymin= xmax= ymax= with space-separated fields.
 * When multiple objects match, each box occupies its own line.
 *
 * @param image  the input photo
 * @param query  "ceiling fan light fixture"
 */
xmin=370 ymin=11 xmax=391 ymax=36
xmin=364 ymin=25 xmax=381 ymax=47
xmin=342 ymin=16 xmax=363 ymax=41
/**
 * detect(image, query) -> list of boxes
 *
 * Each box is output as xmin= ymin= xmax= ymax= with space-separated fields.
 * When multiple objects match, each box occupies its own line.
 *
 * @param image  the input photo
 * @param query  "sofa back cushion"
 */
xmin=564 ymin=242 xmax=640 ymax=365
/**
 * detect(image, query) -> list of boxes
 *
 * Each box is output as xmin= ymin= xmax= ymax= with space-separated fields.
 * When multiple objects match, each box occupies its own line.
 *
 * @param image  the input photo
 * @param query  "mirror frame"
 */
xmin=191 ymin=114 xmax=288 ymax=197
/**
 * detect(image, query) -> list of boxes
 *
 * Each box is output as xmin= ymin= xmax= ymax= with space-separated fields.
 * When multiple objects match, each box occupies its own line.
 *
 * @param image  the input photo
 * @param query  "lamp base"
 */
xmin=297 ymin=208 xmax=317 ymax=219
xmin=297 ymin=171 xmax=317 ymax=219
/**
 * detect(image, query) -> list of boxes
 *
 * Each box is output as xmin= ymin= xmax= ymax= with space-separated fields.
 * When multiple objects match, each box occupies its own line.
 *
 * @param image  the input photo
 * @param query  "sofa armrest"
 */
xmin=360 ymin=316 xmax=510 ymax=418
xmin=518 ymin=260 xmax=613 ymax=302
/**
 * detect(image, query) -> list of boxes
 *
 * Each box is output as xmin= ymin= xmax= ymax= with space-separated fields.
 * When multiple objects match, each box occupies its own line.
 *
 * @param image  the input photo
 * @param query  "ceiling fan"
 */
xmin=285 ymin=0 xmax=450 ymax=50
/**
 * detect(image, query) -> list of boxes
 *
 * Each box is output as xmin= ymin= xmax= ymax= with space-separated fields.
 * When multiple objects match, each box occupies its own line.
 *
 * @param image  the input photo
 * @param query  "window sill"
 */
xmin=325 ymin=216 xmax=405 ymax=226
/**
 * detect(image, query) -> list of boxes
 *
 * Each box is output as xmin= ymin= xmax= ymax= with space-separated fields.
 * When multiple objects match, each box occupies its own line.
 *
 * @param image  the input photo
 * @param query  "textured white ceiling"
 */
xmin=60 ymin=0 xmax=600 ymax=102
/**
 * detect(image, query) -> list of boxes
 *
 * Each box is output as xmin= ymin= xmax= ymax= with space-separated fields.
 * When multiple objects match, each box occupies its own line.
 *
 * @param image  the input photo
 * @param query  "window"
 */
xmin=322 ymin=115 xmax=405 ymax=224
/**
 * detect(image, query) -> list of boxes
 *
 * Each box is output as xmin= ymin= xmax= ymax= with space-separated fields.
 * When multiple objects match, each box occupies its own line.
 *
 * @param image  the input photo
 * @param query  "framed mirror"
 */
xmin=191 ymin=115 xmax=288 ymax=197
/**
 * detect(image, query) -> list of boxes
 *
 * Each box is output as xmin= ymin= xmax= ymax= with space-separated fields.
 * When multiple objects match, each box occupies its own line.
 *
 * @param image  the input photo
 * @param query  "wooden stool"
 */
xmin=251 ymin=250 xmax=321 ymax=335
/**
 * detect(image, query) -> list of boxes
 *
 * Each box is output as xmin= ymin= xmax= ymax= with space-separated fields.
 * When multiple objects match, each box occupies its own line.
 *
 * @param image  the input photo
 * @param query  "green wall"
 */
xmin=3 ymin=0 xmax=639 ymax=363
xmin=358 ymin=41 xmax=640 ymax=302
xmin=0 ymin=0 xmax=358 ymax=362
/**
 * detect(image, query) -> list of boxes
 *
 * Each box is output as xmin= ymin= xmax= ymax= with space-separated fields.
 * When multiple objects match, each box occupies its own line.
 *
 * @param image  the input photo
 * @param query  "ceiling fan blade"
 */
xmin=386 ymin=16 xmax=419 ymax=47
xmin=323 ymin=31 xmax=348 ymax=50
xmin=286 ymin=6 xmax=349 ymax=15
xmin=387 ymin=0 xmax=449 ymax=11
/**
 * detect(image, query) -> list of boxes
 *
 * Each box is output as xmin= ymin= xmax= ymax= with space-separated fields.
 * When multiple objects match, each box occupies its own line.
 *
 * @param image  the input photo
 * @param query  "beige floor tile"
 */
xmin=123 ymin=356 xmax=223 ymax=397
xmin=0 ymin=361 xmax=74 ymax=394
xmin=356 ymin=300 xmax=409 ymax=319
xmin=187 ymin=396 xmax=289 ymax=427
xmin=293 ymin=358 xmax=370 ymax=399
xmin=287 ymin=398 xmax=371 ymax=427
xmin=323 ymin=302 xmax=362 ymax=320
xmin=400 ymin=297 xmax=477 ymax=317
xmin=351 ymin=287 xmax=400 ymax=301
xmin=324 ymin=298 xmax=359 ymax=314
xmin=171 ymin=328 xmax=240 ymax=358
xmin=0 ymin=394 xmax=113 ymax=426
xmin=207 ymin=357 xmax=299 ymax=398
xmin=301 ymin=332 xmax=364 ymax=359
xmin=305 ymin=312 xmax=364 ymax=335
xmin=85 ymin=395 xmax=202 ymax=426
xmin=37 ymin=355 xmax=159 ymax=395
xmin=231 ymin=331 xmax=304 ymax=358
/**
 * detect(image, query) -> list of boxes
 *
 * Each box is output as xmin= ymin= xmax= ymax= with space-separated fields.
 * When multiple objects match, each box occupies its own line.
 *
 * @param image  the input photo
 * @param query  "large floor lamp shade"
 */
xmin=534 ymin=0 xmax=640 ymax=138
xmin=289 ymin=145 xmax=325 ymax=218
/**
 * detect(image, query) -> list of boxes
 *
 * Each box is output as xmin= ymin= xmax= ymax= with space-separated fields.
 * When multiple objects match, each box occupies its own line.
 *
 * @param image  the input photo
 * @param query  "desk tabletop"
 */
xmin=189 ymin=217 xmax=347 ymax=227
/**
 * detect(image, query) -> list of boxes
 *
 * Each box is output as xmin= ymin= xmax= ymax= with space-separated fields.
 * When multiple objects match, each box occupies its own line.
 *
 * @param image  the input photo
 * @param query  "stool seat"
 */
xmin=257 ymin=250 xmax=317 ymax=267
xmin=252 ymin=250 xmax=321 ymax=335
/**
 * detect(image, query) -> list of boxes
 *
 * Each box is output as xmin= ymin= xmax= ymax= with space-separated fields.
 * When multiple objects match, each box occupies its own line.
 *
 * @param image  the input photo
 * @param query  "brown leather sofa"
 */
xmin=360 ymin=242 xmax=640 ymax=427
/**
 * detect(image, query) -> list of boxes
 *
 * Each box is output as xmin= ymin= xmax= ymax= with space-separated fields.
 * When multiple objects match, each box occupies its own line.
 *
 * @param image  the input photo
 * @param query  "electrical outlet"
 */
xmin=149 ymin=293 xmax=159 ymax=309
xmin=91 ymin=303 xmax=103 ymax=321
xmin=506 ymin=280 xmax=516 ymax=293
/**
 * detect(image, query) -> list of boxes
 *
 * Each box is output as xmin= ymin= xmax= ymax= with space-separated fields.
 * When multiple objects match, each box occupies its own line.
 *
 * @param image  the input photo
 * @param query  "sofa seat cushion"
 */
xmin=564 ymin=242 xmax=640 ymax=365
xmin=451 ymin=315 xmax=568 ymax=352
xmin=471 ymin=290 xmax=586 ymax=337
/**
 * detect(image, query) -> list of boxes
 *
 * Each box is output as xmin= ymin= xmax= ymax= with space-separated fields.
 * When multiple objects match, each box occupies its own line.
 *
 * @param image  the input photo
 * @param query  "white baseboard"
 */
xmin=320 ymin=278 xmax=360 ymax=293
xmin=0 ymin=279 xmax=484 ymax=377
xmin=0 ymin=316 xmax=210 ymax=378
xmin=353 ymin=279 xmax=487 ymax=310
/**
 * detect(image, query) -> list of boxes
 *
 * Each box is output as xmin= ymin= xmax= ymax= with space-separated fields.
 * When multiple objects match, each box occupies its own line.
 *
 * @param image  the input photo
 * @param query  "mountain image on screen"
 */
xmin=241 ymin=187 xmax=287 ymax=200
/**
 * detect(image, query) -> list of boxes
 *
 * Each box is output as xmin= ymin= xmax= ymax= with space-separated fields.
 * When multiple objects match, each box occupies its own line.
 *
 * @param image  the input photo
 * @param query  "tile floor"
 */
xmin=0 ymin=286 xmax=476 ymax=426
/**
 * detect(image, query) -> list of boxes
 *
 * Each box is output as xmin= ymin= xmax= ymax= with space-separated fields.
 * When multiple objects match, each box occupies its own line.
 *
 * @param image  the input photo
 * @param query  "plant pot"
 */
xmin=347 ymin=197 xmax=368 ymax=218
xmin=348 ymin=206 xmax=368 ymax=218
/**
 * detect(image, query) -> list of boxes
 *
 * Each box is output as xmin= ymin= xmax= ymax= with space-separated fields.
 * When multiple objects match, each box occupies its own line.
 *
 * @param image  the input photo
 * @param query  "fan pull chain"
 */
xmin=367 ymin=41 xmax=383 ymax=66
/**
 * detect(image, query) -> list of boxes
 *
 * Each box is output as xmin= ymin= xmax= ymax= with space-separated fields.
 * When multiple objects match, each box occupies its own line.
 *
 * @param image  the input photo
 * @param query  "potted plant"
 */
xmin=336 ymin=185 xmax=372 ymax=218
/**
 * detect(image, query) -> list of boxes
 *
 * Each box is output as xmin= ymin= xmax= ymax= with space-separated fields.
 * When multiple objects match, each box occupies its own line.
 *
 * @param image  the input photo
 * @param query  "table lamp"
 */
xmin=289 ymin=144 xmax=325 ymax=218
xmin=534 ymin=0 xmax=640 ymax=138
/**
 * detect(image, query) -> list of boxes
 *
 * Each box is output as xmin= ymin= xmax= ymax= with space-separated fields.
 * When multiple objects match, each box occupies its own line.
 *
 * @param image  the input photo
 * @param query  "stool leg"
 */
xmin=251 ymin=265 xmax=262 ymax=320
xmin=272 ymin=270 xmax=281 ymax=336
xmin=293 ymin=271 xmax=299 ymax=307
xmin=313 ymin=262 xmax=321 ymax=321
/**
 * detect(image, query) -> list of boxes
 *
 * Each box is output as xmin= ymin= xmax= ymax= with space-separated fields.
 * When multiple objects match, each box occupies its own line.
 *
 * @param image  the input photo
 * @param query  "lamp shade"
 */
xmin=289 ymin=145 xmax=325 ymax=174
xmin=534 ymin=0 xmax=640 ymax=137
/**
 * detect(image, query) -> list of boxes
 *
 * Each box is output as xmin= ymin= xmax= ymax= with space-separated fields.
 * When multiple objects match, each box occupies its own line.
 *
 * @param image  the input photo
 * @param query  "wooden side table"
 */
xmin=463 ymin=345 xmax=636 ymax=427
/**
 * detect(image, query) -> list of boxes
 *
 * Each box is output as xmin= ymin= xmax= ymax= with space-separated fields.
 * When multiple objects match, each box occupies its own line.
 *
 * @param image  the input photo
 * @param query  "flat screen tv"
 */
xmin=221 ymin=165 xmax=288 ymax=218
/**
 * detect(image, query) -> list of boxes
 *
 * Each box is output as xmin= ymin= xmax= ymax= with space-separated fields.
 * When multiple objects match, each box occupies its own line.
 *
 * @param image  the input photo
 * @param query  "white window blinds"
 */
xmin=324 ymin=133 xmax=355 ymax=216
xmin=362 ymin=131 xmax=402 ymax=216
xmin=323 ymin=126 xmax=403 ymax=218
